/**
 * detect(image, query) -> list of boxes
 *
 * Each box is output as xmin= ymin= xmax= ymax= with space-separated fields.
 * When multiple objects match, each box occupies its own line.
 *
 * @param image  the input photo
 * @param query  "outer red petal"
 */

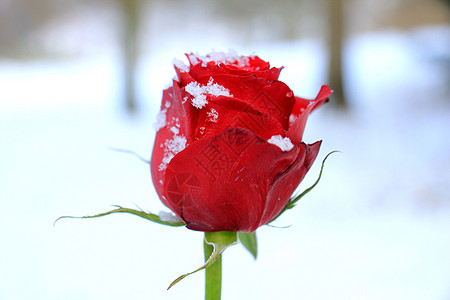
xmin=287 ymin=85 xmax=332 ymax=144
xmin=151 ymin=87 xmax=177 ymax=209
xmin=162 ymin=127 xmax=301 ymax=232
xmin=150 ymin=83 xmax=198 ymax=214
xmin=258 ymin=141 xmax=322 ymax=226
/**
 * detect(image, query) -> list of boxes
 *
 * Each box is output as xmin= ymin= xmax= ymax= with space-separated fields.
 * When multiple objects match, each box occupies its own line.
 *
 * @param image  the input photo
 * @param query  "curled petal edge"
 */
xmin=287 ymin=85 xmax=333 ymax=144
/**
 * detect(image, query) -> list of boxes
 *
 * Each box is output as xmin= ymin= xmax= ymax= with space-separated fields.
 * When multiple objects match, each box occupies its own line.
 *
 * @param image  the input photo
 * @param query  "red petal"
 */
xmin=291 ymin=85 xmax=332 ymax=116
xmin=247 ymin=56 xmax=270 ymax=70
xmin=194 ymin=96 xmax=286 ymax=141
xmin=174 ymin=67 xmax=196 ymax=87
xmin=172 ymin=82 xmax=199 ymax=141
xmin=193 ymin=74 xmax=295 ymax=130
xmin=287 ymin=85 xmax=332 ymax=144
xmin=162 ymin=127 xmax=301 ymax=232
xmin=186 ymin=54 xmax=282 ymax=82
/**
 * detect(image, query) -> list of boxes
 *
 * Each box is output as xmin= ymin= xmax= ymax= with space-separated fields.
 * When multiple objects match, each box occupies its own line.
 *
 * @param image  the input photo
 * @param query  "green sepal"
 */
xmin=270 ymin=150 xmax=339 ymax=223
xmin=167 ymin=231 xmax=237 ymax=290
xmin=238 ymin=231 xmax=257 ymax=259
xmin=54 ymin=205 xmax=185 ymax=227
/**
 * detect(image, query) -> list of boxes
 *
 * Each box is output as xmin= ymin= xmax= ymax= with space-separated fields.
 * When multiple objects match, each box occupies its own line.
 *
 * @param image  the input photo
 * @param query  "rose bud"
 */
xmin=151 ymin=51 xmax=332 ymax=232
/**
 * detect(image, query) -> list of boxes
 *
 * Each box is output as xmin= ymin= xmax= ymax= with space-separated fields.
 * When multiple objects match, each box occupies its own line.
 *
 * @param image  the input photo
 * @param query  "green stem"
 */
xmin=204 ymin=236 xmax=222 ymax=300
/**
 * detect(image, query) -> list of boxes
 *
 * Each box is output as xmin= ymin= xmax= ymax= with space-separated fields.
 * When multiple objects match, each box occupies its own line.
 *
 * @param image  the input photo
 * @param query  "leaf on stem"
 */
xmin=167 ymin=231 xmax=238 ymax=290
xmin=54 ymin=205 xmax=185 ymax=227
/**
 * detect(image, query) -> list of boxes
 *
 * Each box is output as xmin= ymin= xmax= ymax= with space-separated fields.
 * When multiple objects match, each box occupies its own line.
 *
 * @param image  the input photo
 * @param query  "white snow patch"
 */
xmin=268 ymin=135 xmax=294 ymax=152
xmin=185 ymin=78 xmax=232 ymax=109
xmin=158 ymin=211 xmax=181 ymax=223
xmin=153 ymin=102 xmax=172 ymax=131
xmin=160 ymin=153 xmax=175 ymax=170
xmin=158 ymin=135 xmax=187 ymax=171
xmin=204 ymin=78 xmax=232 ymax=97
xmin=206 ymin=108 xmax=219 ymax=123
xmin=153 ymin=109 xmax=167 ymax=131
xmin=185 ymin=82 xmax=208 ymax=109
xmin=170 ymin=126 xmax=179 ymax=135
xmin=166 ymin=135 xmax=186 ymax=153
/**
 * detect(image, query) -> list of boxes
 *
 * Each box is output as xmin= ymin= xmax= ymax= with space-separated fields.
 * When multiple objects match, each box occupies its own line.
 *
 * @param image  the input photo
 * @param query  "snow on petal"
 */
xmin=153 ymin=101 xmax=172 ymax=131
xmin=185 ymin=78 xmax=232 ymax=109
xmin=206 ymin=108 xmax=219 ymax=123
xmin=170 ymin=126 xmax=180 ymax=135
xmin=186 ymin=81 xmax=208 ymax=109
xmin=267 ymin=135 xmax=294 ymax=152
xmin=192 ymin=50 xmax=252 ymax=67
xmin=159 ymin=135 xmax=187 ymax=171
xmin=153 ymin=109 xmax=167 ymax=131
xmin=204 ymin=78 xmax=232 ymax=97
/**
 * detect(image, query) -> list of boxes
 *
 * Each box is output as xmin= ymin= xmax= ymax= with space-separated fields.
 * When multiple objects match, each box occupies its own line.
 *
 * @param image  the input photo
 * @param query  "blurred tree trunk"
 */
xmin=117 ymin=0 xmax=141 ymax=114
xmin=327 ymin=0 xmax=347 ymax=108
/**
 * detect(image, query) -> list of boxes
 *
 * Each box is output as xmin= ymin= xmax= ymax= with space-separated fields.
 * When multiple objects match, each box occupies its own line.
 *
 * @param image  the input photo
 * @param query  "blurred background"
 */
xmin=1 ymin=0 xmax=449 ymax=299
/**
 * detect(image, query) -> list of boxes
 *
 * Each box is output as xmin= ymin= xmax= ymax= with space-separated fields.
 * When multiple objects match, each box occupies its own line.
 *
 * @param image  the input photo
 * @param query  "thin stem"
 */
xmin=204 ymin=237 xmax=222 ymax=300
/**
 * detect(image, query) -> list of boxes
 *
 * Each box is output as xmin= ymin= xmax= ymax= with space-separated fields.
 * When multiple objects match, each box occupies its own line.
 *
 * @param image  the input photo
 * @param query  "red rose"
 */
xmin=151 ymin=51 xmax=331 ymax=232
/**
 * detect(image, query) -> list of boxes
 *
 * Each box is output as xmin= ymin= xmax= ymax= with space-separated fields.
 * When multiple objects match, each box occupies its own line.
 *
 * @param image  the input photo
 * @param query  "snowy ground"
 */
xmin=0 ymin=20 xmax=449 ymax=300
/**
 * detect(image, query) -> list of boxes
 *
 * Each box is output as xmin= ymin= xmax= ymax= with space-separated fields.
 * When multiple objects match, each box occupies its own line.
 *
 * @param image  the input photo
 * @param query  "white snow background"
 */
xmin=0 ymin=5 xmax=449 ymax=300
